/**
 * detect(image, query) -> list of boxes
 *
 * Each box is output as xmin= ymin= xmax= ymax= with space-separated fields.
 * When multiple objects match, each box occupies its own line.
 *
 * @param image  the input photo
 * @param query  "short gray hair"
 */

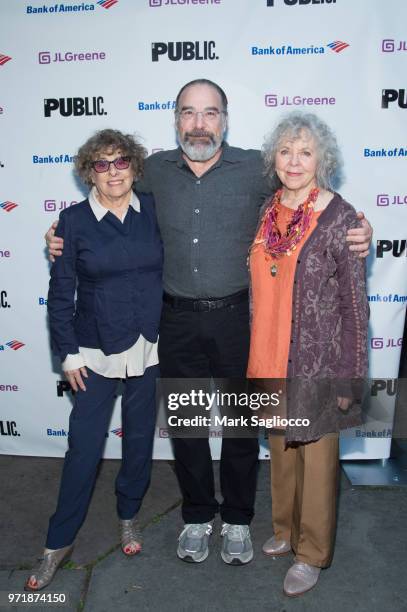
xmin=75 ymin=129 xmax=146 ymax=186
xmin=262 ymin=112 xmax=344 ymax=190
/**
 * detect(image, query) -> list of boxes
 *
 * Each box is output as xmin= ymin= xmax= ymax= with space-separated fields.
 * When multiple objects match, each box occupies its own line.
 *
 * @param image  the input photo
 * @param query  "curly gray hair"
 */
xmin=75 ymin=129 xmax=147 ymax=186
xmin=262 ymin=111 xmax=344 ymax=190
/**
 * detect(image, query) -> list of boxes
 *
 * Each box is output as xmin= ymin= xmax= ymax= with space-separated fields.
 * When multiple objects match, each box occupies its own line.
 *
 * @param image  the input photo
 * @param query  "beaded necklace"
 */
xmin=253 ymin=186 xmax=319 ymax=277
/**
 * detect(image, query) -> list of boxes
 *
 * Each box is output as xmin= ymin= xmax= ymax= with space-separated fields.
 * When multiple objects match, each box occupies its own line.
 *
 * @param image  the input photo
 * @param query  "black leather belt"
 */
xmin=163 ymin=290 xmax=249 ymax=312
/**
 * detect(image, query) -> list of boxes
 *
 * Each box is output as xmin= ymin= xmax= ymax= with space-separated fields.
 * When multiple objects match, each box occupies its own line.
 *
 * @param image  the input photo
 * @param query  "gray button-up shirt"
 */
xmin=137 ymin=143 xmax=271 ymax=298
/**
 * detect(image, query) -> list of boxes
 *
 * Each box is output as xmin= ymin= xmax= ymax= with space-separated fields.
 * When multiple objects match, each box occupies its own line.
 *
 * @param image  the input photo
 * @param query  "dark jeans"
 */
xmin=46 ymin=365 xmax=158 ymax=549
xmin=158 ymin=299 xmax=259 ymax=525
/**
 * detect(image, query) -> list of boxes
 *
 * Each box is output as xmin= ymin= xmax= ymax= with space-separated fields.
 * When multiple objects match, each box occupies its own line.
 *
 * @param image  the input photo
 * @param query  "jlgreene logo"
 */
xmin=39 ymin=50 xmax=106 ymax=64
xmin=265 ymin=93 xmax=335 ymax=107
xmin=44 ymin=199 xmax=78 ymax=212
xmin=371 ymin=337 xmax=402 ymax=349
xmin=266 ymin=0 xmax=337 ymax=5
xmin=152 ymin=41 xmax=218 ymax=62
xmin=382 ymin=39 xmax=407 ymax=53
xmin=149 ymin=0 xmax=221 ymax=6
xmin=376 ymin=240 xmax=406 ymax=258
xmin=26 ymin=1 xmax=118 ymax=14
xmin=251 ymin=40 xmax=348 ymax=56
xmin=44 ymin=97 xmax=107 ymax=117
xmin=382 ymin=89 xmax=407 ymax=109
xmin=376 ymin=193 xmax=407 ymax=206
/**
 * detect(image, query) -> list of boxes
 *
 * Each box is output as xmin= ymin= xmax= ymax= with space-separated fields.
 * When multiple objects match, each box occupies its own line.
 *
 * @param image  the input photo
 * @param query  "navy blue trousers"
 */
xmin=46 ymin=365 xmax=158 ymax=549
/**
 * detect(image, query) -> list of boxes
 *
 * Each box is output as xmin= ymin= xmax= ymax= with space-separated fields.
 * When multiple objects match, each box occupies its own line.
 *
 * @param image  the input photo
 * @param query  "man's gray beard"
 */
xmin=179 ymin=136 xmax=223 ymax=162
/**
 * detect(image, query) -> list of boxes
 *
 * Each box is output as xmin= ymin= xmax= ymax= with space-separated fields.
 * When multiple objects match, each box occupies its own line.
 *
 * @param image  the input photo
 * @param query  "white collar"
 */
xmin=88 ymin=186 xmax=140 ymax=222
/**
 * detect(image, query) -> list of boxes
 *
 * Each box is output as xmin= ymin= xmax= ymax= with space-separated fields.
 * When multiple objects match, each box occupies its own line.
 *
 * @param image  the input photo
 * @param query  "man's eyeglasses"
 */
xmin=177 ymin=109 xmax=225 ymax=123
xmin=91 ymin=156 xmax=131 ymax=173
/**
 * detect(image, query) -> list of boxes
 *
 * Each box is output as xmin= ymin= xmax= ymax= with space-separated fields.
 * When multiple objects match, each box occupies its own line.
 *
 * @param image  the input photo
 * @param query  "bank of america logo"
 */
xmin=111 ymin=427 xmax=123 ymax=437
xmin=0 ymin=54 xmax=12 ymax=66
xmin=327 ymin=41 xmax=349 ymax=53
xmin=97 ymin=0 xmax=118 ymax=8
xmin=0 ymin=201 xmax=18 ymax=213
xmin=6 ymin=340 xmax=25 ymax=351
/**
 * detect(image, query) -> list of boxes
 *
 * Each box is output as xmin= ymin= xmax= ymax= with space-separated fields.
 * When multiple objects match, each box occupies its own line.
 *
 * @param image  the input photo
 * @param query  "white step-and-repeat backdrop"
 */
xmin=1 ymin=0 xmax=406 ymax=459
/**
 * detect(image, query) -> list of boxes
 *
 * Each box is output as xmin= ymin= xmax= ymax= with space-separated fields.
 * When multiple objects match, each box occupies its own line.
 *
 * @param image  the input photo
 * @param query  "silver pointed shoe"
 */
xmin=120 ymin=517 xmax=143 ymax=556
xmin=24 ymin=544 xmax=74 ymax=591
xmin=262 ymin=535 xmax=291 ymax=557
xmin=283 ymin=561 xmax=321 ymax=597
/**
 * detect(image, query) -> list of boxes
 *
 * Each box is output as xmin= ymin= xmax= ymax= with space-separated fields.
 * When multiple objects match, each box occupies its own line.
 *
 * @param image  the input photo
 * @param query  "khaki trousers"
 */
xmin=269 ymin=432 xmax=339 ymax=568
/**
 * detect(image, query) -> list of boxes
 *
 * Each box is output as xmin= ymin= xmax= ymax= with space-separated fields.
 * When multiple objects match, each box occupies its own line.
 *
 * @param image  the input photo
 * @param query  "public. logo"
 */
xmin=57 ymin=381 xmax=74 ymax=397
xmin=0 ymin=421 xmax=20 ymax=436
xmin=0 ymin=201 xmax=18 ymax=213
xmin=44 ymin=97 xmax=107 ymax=117
xmin=0 ymin=291 xmax=10 ymax=309
xmin=152 ymin=41 xmax=218 ymax=62
xmin=376 ymin=240 xmax=406 ymax=258
xmin=382 ymin=39 xmax=407 ymax=53
xmin=266 ymin=0 xmax=337 ymax=5
xmin=382 ymin=89 xmax=407 ymax=109
xmin=0 ymin=54 xmax=12 ymax=67
xmin=265 ymin=93 xmax=335 ymax=107
xmin=38 ymin=50 xmax=106 ymax=64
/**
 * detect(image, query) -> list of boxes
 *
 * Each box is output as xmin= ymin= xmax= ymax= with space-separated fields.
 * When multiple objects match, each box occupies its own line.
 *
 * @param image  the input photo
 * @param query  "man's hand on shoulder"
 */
xmin=346 ymin=212 xmax=372 ymax=258
xmin=45 ymin=220 xmax=63 ymax=262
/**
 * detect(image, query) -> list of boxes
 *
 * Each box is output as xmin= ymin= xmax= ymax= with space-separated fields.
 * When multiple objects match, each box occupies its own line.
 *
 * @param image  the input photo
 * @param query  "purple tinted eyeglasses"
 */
xmin=91 ymin=156 xmax=131 ymax=173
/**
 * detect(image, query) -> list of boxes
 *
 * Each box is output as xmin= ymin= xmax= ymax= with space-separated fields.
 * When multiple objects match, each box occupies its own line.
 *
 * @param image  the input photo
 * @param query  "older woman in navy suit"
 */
xmin=25 ymin=129 xmax=163 ymax=591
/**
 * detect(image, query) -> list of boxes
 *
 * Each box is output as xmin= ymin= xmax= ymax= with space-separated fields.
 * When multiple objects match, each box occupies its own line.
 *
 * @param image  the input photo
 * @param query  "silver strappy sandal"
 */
xmin=120 ymin=517 xmax=142 ymax=556
xmin=24 ymin=544 xmax=74 ymax=591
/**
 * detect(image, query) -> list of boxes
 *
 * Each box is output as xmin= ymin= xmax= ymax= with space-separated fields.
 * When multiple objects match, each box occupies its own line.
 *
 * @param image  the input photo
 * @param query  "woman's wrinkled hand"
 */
xmin=65 ymin=367 xmax=88 ymax=392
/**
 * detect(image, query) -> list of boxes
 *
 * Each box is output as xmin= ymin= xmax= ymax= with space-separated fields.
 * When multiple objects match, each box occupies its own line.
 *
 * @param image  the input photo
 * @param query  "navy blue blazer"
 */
xmin=47 ymin=191 xmax=163 ymax=363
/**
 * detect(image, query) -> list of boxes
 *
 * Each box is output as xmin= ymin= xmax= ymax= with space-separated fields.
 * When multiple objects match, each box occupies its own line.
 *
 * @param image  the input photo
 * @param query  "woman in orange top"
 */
xmin=247 ymin=112 xmax=368 ymax=597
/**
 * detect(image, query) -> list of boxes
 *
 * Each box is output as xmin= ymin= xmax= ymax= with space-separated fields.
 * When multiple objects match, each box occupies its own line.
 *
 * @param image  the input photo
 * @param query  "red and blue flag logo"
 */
xmin=327 ymin=41 xmax=349 ymax=53
xmin=0 ymin=201 xmax=19 ymax=213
